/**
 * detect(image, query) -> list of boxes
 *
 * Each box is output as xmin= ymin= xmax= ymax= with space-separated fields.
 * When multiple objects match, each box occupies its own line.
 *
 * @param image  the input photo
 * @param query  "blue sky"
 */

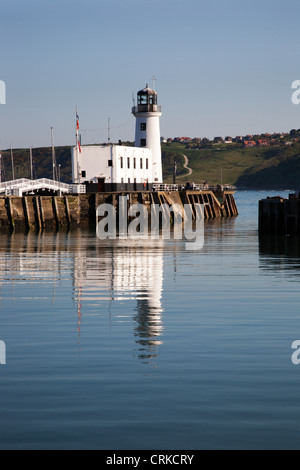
xmin=1 ymin=0 xmax=300 ymax=149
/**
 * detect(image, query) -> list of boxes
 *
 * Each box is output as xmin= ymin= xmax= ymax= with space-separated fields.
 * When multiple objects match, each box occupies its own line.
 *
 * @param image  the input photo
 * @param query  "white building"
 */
xmin=71 ymin=84 xmax=163 ymax=191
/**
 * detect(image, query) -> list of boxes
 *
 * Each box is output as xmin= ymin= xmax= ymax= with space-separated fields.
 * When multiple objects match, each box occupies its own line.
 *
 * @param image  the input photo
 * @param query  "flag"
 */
xmin=76 ymin=113 xmax=79 ymax=130
xmin=78 ymin=139 xmax=81 ymax=153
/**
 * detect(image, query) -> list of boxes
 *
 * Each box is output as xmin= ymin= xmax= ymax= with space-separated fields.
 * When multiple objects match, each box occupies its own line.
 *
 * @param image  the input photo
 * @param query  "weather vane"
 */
xmin=152 ymin=75 xmax=157 ymax=90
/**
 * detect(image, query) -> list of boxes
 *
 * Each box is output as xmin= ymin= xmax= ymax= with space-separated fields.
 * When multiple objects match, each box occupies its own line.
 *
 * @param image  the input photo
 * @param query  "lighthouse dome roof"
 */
xmin=137 ymin=84 xmax=157 ymax=96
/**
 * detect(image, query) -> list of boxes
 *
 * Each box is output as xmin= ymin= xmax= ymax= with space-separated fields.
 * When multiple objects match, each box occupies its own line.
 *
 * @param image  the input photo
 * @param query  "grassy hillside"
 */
xmin=1 ymin=141 xmax=300 ymax=189
xmin=162 ymin=142 xmax=300 ymax=189
xmin=0 ymin=146 xmax=72 ymax=183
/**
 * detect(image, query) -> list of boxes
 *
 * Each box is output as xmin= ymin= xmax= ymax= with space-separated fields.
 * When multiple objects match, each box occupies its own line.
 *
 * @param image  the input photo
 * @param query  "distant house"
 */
xmin=242 ymin=135 xmax=254 ymax=141
xmin=257 ymin=139 xmax=270 ymax=147
xmin=173 ymin=136 xmax=192 ymax=143
xmin=243 ymin=140 xmax=256 ymax=148
xmin=213 ymin=137 xmax=224 ymax=143
xmin=224 ymin=136 xmax=233 ymax=143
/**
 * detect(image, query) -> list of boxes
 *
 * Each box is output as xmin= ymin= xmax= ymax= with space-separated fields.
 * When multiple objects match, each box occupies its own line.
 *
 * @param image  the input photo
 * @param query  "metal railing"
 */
xmin=69 ymin=184 xmax=86 ymax=194
xmin=153 ymin=183 xmax=236 ymax=192
xmin=0 ymin=178 xmax=70 ymax=195
xmin=153 ymin=184 xmax=179 ymax=191
xmin=132 ymin=105 xmax=161 ymax=114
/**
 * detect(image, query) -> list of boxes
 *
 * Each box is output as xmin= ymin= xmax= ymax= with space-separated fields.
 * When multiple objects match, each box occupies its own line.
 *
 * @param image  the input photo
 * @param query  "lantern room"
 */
xmin=136 ymin=84 xmax=159 ymax=112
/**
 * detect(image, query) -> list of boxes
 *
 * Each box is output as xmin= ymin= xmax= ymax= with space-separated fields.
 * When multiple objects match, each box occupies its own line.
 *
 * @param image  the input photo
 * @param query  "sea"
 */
xmin=0 ymin=190 xmax=300 ymax=450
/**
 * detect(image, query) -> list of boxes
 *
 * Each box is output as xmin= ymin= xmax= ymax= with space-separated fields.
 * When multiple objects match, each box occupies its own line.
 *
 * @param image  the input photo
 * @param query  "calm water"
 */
xmin=1 ymin=190 xmax=300 ymax=450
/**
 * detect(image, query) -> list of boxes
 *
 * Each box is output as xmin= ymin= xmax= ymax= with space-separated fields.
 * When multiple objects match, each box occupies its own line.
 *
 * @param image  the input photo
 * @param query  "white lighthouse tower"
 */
xmin=132 ymin=84 xmax=163 ymax=184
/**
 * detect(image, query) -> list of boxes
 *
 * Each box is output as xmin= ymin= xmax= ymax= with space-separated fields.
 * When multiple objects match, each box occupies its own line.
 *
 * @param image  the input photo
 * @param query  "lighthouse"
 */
xmin=132 ymin=84 xmax=163 ymax=184
xmin=71 ymin=84 xmax=163 ymax=191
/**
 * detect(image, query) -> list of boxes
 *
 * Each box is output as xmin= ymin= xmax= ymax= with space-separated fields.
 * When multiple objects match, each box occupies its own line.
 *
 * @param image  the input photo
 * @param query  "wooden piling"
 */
xmin=52 ymin=196 xmax=60 ymax=229
xmin=64 ymin=196 xmax=71 ymax=227
xmin=5 ymin=197 xmax=15 ymax=231
xmin=33 ymin=196 xmax=41 ymax=231
xmin=23 ymin=196 xmax=30 ymax=230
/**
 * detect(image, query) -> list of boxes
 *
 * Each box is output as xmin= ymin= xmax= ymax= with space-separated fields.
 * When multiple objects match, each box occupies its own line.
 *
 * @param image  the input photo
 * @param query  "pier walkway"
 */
xmin=0 ymin=178 xmax=85 ymax=196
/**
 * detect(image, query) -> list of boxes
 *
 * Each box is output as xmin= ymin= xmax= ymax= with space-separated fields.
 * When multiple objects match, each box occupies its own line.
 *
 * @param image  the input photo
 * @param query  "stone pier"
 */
xmin=0 ymin=190 xmax=238 ymax=232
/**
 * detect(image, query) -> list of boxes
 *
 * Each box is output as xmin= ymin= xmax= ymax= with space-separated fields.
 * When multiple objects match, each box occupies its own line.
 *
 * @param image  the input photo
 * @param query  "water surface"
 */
xmin=1 ymin=190 xmax=300 ymax=450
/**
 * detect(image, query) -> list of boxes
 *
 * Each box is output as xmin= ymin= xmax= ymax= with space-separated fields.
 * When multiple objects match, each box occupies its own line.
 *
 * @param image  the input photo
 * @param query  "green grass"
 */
xmin=162 ymin=142 xmax=300 ymax=189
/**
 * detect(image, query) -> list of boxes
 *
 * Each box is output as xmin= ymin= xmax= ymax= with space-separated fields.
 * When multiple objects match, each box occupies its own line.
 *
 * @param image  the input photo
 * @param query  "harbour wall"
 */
xmin=259 ymin=195 xmax=300 ymax=235
xmin=0 ymin=190 xmax=238 ymax=232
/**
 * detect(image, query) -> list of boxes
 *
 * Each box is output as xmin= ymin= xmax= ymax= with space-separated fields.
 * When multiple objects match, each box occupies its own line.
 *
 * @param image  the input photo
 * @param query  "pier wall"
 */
xmin=259 ymin=196 xmax=300 ymax=235
xmin=0 ymin=190 xmax=238 ymax=232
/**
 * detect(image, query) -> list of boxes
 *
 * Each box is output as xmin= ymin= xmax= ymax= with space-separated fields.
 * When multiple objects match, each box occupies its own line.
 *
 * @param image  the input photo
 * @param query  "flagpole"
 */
xmin=10 ymin=145 xmax=15 ymax=181
xmin=51 ymin=127 xmax=57 ymax=181
xmin=30 ymin=147 xmax=33 ymax=180
xmin=76 ymin=106 xmax=80 ymax=184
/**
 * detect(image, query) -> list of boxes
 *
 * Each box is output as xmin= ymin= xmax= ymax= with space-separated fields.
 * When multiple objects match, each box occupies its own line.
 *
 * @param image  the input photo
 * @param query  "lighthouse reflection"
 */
xmin=0 ymin=231 xmax=165 ymax=364
xmin=73 ymin=237 xmax=165 ymax=364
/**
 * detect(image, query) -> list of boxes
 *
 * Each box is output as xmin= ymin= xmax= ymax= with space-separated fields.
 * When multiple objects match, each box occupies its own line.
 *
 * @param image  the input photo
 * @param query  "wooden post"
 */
xmin=34 ymin=196 xmax=41 ymax=231
xmin=39 ymin=196 xmax=45 ymax=231
xmin=5 ymin=196 xmax=15 ymax=231
xmin=23 ymin=196 xmax=30 ymax=230
xmin=64 ymin=196 xmax=71 ymax=226
xmin=52 ymin=196 xmax=60 ymax=229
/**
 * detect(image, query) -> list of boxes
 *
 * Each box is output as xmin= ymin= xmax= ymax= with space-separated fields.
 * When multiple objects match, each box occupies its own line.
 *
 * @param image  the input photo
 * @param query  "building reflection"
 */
xmin=73 ymin=238 xmax=165 ymax=364
xmin=0 ymin=231 xmax=165 ymax=364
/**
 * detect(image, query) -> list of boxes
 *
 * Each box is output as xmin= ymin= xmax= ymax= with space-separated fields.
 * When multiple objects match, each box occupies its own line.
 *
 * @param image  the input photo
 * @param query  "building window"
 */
xmin=120 ymin=157 xmax=123 ymax=168
xmin=140 ymin=138 xmax=146 ymax=147
xmin=128 ymin=178 xmax=130 ymax=183
xmin=133 ymin=157 xmax=136 ymax=169
xmin=127 ymin=157 xmax=130 ymax=168
xmin=140 ymin=158 xmax=143 ymax=169
xmin=141 ymin=123 xmax=146 ymax=131
xmin=81 ymin=170 xmax=86 ymax=178
xmin=146 ymin=158 xmax=148 ymax=170
xmin=108 ymin=160 xmax=112 ymax=167
xmin=121 ymin=178 xmax=124 ymax=183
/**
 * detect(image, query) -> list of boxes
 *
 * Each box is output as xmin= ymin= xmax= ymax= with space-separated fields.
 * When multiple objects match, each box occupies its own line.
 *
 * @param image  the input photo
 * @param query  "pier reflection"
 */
xmin=0 ymin=230 xmax=165 ymax=364
xmin=259 ymin=234 xmax=300 ymax=276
